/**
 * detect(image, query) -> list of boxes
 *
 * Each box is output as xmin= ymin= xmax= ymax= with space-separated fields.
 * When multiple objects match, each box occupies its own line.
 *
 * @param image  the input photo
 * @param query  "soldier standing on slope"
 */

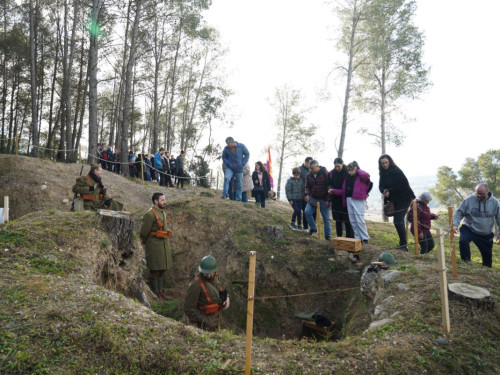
xmin=140 ymin=192 xmax=173 ymax=300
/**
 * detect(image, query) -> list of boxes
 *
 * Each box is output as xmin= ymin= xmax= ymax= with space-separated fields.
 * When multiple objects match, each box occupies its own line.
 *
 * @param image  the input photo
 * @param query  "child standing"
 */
xmin=285 ymin=167 xmax=305 ymax=231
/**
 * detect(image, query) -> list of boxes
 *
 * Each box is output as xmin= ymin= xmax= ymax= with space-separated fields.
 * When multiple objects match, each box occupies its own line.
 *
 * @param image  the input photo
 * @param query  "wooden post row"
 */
xmin=245 ymin=251 xmax=257 ymax=375
xmin=448 ymin=207 xmax=458 ymax=277
xmin=413 ymin=199 xmax=419 ymax=255
xmin=436 ymin=228 xmax=451 ymax=333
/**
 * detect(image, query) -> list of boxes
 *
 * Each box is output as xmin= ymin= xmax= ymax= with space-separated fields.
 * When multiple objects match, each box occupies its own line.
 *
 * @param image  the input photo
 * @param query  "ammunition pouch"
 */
xmin=198 ymin=303 xmax=220 ymax=315
xmin=151 ymin=230 xmax=168 ymax=239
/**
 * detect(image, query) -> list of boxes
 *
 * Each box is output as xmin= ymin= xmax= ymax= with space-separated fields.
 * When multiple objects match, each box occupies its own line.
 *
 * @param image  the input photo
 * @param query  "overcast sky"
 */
xmin=203 ymin=0 xmax=500 ymax=185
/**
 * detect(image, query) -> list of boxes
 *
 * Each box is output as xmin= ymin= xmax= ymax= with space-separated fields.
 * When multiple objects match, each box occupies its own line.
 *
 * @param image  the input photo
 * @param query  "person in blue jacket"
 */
xmin=221 ymin=136 xmax=250 ymax=201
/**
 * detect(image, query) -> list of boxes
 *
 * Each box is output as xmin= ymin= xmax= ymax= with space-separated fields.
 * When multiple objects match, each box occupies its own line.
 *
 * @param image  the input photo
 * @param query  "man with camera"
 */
xmin=140 ymin=192 xmax=173 ymax=300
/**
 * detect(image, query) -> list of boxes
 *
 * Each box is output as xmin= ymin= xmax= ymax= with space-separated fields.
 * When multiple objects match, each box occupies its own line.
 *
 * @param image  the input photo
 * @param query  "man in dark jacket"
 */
xmin=176 ymin=150 xmax=186 ymax=189
xmin=221 ymin=136 xmax=250 ymax=201
xmin=300 ymin=157 xmax=313 ymax=230
xmin=304 ymin=160 xmax=332 ymax=239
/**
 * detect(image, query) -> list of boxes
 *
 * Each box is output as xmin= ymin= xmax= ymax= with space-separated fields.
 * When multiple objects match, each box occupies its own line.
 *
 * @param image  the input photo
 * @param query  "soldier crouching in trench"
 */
xmin=140 ymin=192 xmax=173 ymax=300
xmin=72 ymin=164 xmax=123 ymax=211
xmin=184 ymin=255 xmax=230 ymax=331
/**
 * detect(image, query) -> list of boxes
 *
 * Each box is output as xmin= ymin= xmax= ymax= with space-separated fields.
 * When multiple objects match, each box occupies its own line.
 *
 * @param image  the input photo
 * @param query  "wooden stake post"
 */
xmin=209 ymin=169 xmax=213 ymax=192
xmin=413 ymin=200 xmax=419 ymax=254
xmin=245 ymin=251 xmax=257 ymax=375
xmin=448 ymin=207 xmax=458 ymax=277
xmin=316 ymin=201 xmax=322 ymax=238
xmin=216 ymin=171 xmax=220 ymax=195
xmin=15 ymin=134 xmax=18 ymax=156
xmin=3 ymin=196 xmax=9 ymax=223
xmin=436 ymin=228 xmax=451 ymax=333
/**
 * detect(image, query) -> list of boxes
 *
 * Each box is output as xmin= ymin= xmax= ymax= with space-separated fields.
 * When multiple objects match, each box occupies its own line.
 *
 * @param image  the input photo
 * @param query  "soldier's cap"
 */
xmin=90 ymin=163 xmax=100 ymax=168
xmin=159 ymin=147 xmax=165 ymax=151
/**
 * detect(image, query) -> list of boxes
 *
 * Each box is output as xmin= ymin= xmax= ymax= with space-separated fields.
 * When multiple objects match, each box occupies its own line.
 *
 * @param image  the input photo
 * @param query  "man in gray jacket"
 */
xmin=453 ymin=183 xmax=500 ymax=267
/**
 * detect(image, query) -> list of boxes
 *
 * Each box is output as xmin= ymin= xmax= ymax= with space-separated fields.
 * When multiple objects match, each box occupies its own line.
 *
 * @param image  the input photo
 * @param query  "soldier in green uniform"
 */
xmin=140 ymin=192 xmax=173 ymax=300
xmin=72 ymin=164 xmax=123 ymax=211
xmin=184 ymin=255 xmax=230 ymax=331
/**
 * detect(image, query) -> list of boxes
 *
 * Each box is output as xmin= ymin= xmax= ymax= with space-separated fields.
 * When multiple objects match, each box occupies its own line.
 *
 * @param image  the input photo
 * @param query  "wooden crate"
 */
xmin=333 ymin=237 xmax=362 ymax=252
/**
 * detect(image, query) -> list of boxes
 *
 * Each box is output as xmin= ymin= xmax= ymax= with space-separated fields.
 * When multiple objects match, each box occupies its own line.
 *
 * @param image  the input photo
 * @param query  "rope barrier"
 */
xmin=31 ymin=145 xmax=79 ymax=152
xmin=92 ymin=154 xmax=211 ymax=182
xmin=254 ymin=286 xmax=360 ymax=301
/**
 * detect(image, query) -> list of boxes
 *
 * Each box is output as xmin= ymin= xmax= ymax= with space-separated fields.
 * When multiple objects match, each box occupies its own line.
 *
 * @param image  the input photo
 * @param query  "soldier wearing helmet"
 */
xmin=183 ymin=255 xmax=230 ymax=330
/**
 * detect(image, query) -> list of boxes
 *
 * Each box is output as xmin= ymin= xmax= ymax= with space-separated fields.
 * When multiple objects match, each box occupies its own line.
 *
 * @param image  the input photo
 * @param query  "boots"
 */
xmin=150 ymin=278 xmax=159 ymax=295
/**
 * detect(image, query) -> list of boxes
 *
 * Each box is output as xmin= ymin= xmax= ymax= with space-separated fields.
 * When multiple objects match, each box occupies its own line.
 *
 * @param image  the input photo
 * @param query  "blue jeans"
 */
xmin=242 ymin=191 xmax=248 ymax=202
xmin=254 ymin=191 xmax=266 ymax=208
xmin=223 ymin=169 xmax=243 ymax=201
xmin=305 ymin=198 xmax=332 ymax=239
xmin=459 ymin=225 xmax=493 ymax=267
xmin=291 ymin=200 xmax=303 ymax=227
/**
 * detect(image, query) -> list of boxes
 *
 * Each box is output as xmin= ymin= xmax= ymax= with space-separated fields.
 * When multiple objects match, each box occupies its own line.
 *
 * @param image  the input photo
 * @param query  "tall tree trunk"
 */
xmin=29 ymin=0 xmax=39 ymax=157
xmin=113 ymin=0 xmax=132 ymax=152
xmin=88 ymin=0 xmax=103 ymax=163
xmin=120 ymin=0 xmax=142 ymax=175
xmin=338 ymin=0 xmax=360 ymax=159
xmin=7 ymin=70 xmax=18 ymax=152
xmin=108 ymin=70 xmax=117 ymax=148
xmin=0 ymin=1 xmax=7 ymax=152
xmin=166 ymin=14 xmax=183 ymax=151
xmin=72 ymin=34 xmax=85 ymax=148
xmin=46 ymin=6 xmax=61 ymax=155
xmin=63 ymin=0 xmax=78 ymax=162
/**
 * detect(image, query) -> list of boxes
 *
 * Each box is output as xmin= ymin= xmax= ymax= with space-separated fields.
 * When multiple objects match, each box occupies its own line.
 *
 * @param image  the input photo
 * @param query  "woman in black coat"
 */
xmin=378 ymin=154 xmax=415 ymax=250
xmin=251 ymin=161 xmax=271 ymax=208
xmin=328 ymin=158 xmax=354 ymax=238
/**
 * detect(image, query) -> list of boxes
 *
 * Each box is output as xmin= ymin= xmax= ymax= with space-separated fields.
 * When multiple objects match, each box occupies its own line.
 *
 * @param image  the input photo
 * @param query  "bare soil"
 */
xmin=1 ymin=154 xmax=500 ymax=374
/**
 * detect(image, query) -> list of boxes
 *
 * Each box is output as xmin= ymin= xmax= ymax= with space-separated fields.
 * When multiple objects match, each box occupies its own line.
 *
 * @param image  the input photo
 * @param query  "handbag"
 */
xmin=253 ymin=185 xmax=264 ymax=193
xmin=384 ymin=200 xmax=395 ymax=217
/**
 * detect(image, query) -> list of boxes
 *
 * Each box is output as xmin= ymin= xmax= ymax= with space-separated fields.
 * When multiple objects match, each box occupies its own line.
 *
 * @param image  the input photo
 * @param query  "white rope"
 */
xmin=92 ymin=154 xmax=210 ymax=181
xmin=31 ymin=145 xmax=79 ymax=152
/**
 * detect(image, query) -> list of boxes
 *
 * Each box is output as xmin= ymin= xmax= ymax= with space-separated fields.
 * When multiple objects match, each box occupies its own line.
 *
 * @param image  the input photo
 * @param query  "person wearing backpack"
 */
xmin=332 ymin=161 xmax=371 ymax=262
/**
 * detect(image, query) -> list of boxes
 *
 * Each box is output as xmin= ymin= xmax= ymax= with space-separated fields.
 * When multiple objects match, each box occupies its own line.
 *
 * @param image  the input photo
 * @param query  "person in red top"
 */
xmin=407 ymin=192 xmax=439 ymax=254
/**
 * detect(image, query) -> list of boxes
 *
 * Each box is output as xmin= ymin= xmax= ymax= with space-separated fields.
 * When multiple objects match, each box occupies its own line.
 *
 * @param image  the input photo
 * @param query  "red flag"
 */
xmin=266 ymin=147 xmax=274 ymax=189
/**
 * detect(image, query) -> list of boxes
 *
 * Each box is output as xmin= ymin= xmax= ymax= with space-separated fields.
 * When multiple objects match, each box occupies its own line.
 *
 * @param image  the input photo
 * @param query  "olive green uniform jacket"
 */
xmin=184 ymin=273 xmax=223 ymax=330
xmin=72 ymin=175 xmax=123 ymax=211
xmin=139 ymin=207 xmax=173 ymax=271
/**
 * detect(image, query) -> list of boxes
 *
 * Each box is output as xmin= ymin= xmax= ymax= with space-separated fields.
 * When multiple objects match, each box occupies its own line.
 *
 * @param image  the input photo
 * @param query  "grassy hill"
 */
xmin=1 ymin=155 xmax=499 ymax=374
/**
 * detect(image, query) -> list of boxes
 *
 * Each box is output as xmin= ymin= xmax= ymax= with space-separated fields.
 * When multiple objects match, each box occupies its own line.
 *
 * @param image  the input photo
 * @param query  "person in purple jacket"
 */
xmin=332 ymin=161 xmax=371 ymax=255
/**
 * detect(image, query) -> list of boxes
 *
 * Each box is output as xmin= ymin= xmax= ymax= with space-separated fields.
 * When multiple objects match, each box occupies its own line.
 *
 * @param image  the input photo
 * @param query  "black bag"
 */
xmin=384 ymin=201 xmax=395 ymax=217
xmin=253 ymin=185 xmax=264 ymax=193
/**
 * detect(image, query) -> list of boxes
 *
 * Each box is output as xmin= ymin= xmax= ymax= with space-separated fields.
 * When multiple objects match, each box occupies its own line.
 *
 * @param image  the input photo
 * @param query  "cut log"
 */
xmin=448 ymin=283 xmax=495 ymax=311
xmin=97 ymin=210 xmax=134 ymax=258
xmin=95 ymin=209 xmax=150 ymax=307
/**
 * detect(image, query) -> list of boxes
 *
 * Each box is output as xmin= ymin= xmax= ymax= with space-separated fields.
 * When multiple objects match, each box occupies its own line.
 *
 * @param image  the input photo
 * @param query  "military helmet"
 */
xmin=199 ymin=255 xmax=217 ymax=274
xmin=378 ymin=252 xmax=396 ymax=267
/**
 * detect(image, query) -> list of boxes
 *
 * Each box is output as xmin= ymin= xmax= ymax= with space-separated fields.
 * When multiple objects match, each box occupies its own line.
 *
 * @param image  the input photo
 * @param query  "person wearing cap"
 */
xmin=221 ymin=136 xmax=250 ymax=201
xmin=72 ymin=164 xmax=124 ymax=211
xmin=184 ymin=255 xmax=230 ymax=330
xmin=407 ymin=192 xmax=439 ymax=254
xmin=140 ymin=192 xmax=173 ymax=300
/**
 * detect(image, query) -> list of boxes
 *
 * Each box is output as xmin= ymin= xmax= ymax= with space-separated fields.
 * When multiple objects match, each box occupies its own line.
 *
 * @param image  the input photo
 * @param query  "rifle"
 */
xmin=70 ymin=165 xmax=85 ymax=211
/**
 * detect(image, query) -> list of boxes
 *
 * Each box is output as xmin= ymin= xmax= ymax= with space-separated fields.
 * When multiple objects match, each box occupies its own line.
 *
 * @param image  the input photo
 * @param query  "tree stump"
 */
xmin=96 ymin=210 xmax=150 ymax=307
xmin=264 ymin=225 xmax=283 ymax=240
xmin=448 ymin=283 xmax=495 ymax=311
xmin=97 ymin=210 xmax=134 ymax=258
